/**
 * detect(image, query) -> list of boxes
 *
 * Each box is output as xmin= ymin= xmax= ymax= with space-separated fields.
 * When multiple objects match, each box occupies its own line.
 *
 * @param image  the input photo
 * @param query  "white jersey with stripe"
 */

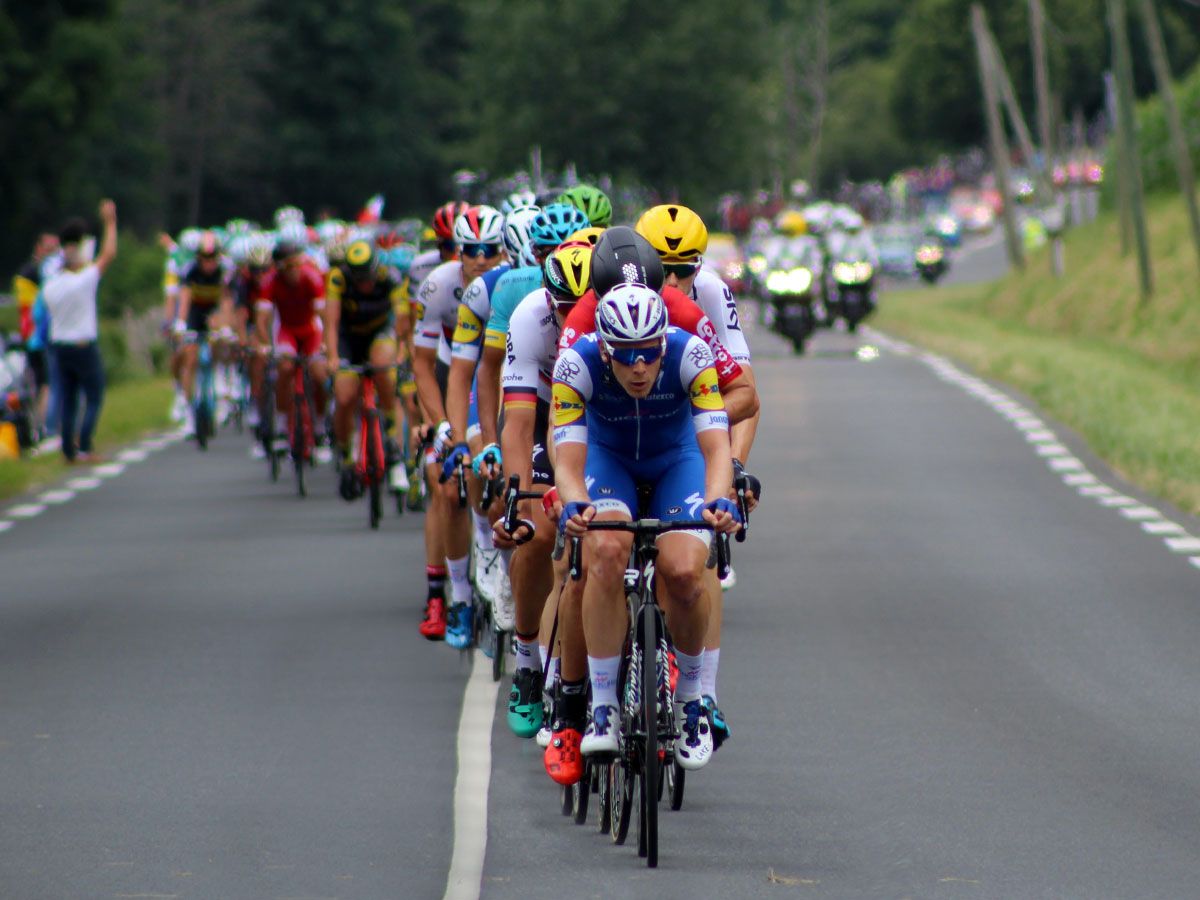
xmin=500 ymin=288 xmax=558 ymax=406
xmin=689 ymin=267 xmax=750 ymax=364
xmin=412 ymin=259 xmax=463 ymax=365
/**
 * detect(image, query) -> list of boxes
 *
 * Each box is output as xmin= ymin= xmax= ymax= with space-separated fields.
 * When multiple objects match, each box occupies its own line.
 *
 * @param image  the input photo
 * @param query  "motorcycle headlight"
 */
xmin=916 ymin=245 xmax=943 ymax=264
xmin=788 ymin=267 xmax=813 ymax=293
xmin=748 ymin=255 xmax=768 ymax=275
xmin=854 ymin=262 xmax=874 ymax=281
xmin=765 ymin=270 xmax=791 ymax=293
xmin=833 ymin=262 xmax=854 ymax=283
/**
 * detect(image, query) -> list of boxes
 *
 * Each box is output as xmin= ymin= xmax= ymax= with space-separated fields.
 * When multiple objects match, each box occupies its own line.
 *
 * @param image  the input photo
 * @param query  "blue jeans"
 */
xmin=52 ymin=342 xmax=105 ymax=460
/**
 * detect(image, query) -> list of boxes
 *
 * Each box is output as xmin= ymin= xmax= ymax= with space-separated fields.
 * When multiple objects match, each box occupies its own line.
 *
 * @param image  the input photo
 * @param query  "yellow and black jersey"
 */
xmin=181 ymin=259 xmax=234 ymax=307
xmin=328 ymin=265 xmax=406 ymax=336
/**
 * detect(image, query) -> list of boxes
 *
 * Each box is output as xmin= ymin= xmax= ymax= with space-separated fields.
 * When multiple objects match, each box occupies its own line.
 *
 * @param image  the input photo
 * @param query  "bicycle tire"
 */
xmin=491 ymin=630 xmax=507 ymax=682
xmin=573 ymin=764 xmax=590 ymax=824
xmin=597 ymin=761 xmax=612 ymax=835
xmin=639 ymin=604 xmax=659 ymax=867
xmin=367 ymin=412 xmax=383 ymax=529
xmin=293 ymin=408 xmax=307 ymax=497
xmin=560 ymin=783 xmax=573 ymax=816
xmin=611 ymin=757 xmax=632 ymax=844
xmin=196 ymin=403 xmax=210 ymax=450
xmin=668 ymin=759 xmax=686 ymax=811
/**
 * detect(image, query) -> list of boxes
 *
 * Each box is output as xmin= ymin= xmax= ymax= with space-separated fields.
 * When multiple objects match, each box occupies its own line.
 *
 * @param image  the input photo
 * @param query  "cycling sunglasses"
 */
xmin=663 ymin=261 xmax=701 ymax=279
xmin=460 ymin=242 xmax=502 ymax=259
xmin=604 ymin=338 xmax=666 ymax=367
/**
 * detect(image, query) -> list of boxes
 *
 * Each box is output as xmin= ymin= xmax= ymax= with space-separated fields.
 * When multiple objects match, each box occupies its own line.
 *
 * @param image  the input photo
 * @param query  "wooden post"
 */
xmin=1135 ymin=0 xmax=1200 ymax=274
xmin=1109 ymin=0 xmax=1154 ymax=300
xmin=1029 ymin=0 xmax=1055 ymax=172
xmin=972 ymin=4 xmax=1024 ymax=271
xmin=1105 ymin=72 xmax=1133 ymax=254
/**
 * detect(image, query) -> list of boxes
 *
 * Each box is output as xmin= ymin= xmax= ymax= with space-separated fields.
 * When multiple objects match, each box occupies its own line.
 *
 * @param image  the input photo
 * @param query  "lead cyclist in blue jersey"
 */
xmin=552 ymin=284 xmax=742 ymax=776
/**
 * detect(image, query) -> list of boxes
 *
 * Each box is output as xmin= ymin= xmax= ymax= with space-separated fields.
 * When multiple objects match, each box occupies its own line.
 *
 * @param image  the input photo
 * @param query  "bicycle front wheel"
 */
xmin=639 ymin=604 xmax=659 ymax=867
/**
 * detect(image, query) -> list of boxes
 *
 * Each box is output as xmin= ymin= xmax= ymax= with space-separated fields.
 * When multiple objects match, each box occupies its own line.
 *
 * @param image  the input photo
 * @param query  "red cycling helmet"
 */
xmin=432 ymin=201 xmax=470 ymax=241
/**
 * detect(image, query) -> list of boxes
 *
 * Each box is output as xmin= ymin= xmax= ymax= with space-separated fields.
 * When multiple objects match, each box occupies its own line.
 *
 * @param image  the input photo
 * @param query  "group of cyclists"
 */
xmin=159 ymin=184 xmax=763 ymax=791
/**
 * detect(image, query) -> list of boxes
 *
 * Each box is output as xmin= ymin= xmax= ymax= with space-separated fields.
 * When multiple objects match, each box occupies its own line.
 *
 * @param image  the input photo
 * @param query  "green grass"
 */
xmin=876 ymin=195 xmax=1200 ymax=517
xmin=0 ymin=376 xmax=173 ymax=501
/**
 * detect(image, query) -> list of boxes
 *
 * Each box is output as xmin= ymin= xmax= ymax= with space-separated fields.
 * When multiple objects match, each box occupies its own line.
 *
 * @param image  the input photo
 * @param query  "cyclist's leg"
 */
xmin=332 ymin=367 xmax=360 ymax=462
xmin=274 ymin=324 xmax=298 ymax=439
xmin=419 ymin=438 xmax=450 ymax=639
xmin=367 ymin=335 xmax=398 ymax=441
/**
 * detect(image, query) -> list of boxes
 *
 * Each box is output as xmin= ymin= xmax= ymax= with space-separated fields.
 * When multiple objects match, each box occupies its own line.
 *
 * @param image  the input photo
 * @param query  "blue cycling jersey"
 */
xmin=551 ymin=328 xmax=727 ymax=461
xmin=451 ymin=265 xmax=511 ymax=361
xmin=484 ymin=265 xmax=543 ymax=348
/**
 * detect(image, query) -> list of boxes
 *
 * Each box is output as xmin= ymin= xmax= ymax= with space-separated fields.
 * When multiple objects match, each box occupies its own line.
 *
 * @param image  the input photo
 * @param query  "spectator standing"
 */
xmin=42 ymin=200 xmax=118 ymax=463
xmin=11 ymin=233 xmax=60 ymax=438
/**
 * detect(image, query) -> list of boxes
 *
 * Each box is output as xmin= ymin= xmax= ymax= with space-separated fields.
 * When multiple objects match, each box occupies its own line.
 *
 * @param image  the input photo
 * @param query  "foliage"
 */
xmin=98 ymin=232 xmax=165 ymax=319
xmin=1130 ymin=62 xmax=1200 ymax=195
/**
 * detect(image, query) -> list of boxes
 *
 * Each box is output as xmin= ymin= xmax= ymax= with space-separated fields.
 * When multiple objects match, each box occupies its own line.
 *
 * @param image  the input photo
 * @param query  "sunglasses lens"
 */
xmin=462 ymin=243 xmax=500 ymax=258
xmin=664 ymin=263 xmax=699 ymax=278
xmin=608 ymin=343 xmax=663 ymax=366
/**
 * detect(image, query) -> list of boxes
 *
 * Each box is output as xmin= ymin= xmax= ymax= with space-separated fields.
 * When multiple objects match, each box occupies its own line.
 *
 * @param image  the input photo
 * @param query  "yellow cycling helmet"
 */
xmin=635 ymin=204 xmax=708 ymax=263
xmin=567 ymin=226 xmax=606 ymax=247
xmin=543 ymin=244 xmax=593 ymax=305
xmin=775 ymin=209 xmax=808 ymax=236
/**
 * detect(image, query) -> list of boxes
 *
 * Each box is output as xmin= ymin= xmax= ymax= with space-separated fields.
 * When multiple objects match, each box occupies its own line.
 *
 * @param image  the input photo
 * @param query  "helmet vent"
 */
xmin=667 ymin=207 xmax=680 ymax=220
xmin=665 ymin=237 xmax=681 ymax=251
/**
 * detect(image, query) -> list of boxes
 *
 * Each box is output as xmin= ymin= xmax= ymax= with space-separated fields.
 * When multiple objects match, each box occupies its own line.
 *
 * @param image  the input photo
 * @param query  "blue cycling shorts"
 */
xmin=585 ymin=441 xmax=708 ymax=536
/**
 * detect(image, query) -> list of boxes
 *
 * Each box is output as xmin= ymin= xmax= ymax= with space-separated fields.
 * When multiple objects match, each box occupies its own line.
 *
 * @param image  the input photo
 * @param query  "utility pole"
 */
xmin=1109 ymin=0 xmax=1154 ymax=301
xmin=1104 ymin=72 xmax=1132 ymax=255
xmin=1029 ymin=0 xmax=1055 ymax=173
xmin=972 ymin=4 xmax=1024 ymax=271
xmin=1135 ymin=0 xmax=1200 ymax=274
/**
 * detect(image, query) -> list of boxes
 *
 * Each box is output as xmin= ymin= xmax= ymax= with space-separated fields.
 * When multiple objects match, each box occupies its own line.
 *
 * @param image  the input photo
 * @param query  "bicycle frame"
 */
xmin=346 ymin=364 xmax=387 ymax=529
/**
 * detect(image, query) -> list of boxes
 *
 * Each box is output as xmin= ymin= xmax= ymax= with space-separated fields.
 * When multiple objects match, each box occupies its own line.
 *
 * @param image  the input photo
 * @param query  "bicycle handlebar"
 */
xmin=501 ymin=473 xmax=543 ymax=543
xmin=556 ymin=517 xmax=731 ymax=583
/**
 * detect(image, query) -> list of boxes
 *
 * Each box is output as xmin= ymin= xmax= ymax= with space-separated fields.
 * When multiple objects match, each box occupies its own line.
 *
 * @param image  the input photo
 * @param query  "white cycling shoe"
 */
xmin=581 ymin=703 xmax=621 ymax=756
xmin=673 ymin=697 xmax=714 ymax=770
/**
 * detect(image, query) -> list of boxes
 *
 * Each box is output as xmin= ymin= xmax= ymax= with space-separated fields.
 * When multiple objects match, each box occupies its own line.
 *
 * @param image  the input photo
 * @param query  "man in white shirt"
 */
xmin=42 ymin=199 xmax=118 ymax=463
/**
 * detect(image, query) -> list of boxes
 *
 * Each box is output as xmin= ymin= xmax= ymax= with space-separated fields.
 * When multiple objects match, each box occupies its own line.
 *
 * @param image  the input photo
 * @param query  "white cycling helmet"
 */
xmin=502 ymin=206 xmax=541 ymax=267
xmin=453 ymin=204 xmax=505 ymax=245
xmin=277 ymin=221 xmax=309 ymax=247
xmin=500 ymin=189 xmax=538 ymax=216
xmin=596 ymin=283 xmax=668 ymax=345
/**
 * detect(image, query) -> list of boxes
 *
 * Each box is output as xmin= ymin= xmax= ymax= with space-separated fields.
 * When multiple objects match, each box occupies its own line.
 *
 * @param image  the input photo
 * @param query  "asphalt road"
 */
xmin=4 ymin=318 xmax=1200 ymax=899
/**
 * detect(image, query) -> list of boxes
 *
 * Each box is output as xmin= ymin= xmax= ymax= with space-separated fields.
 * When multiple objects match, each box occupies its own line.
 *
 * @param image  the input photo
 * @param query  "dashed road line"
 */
xmin=0 ymin=430 xmax=182 ymax=541
xmin=897 ymin=345 xmax=1200 ymax=576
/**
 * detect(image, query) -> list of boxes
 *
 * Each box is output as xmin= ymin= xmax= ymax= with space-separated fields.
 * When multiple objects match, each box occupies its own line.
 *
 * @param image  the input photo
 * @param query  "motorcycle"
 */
xmin=830 ymin=260 xmax=876 ymax=332
xmin=915 ymin=242 xmax=948 ymax=284
xmin=0 ymin=333 xmax=38 ymax=452
xmin=763 ymin=266 xmax=818 ymax=354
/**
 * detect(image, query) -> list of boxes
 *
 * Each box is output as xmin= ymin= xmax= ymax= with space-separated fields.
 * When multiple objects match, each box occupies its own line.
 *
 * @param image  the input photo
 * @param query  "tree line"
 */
xmin=3 ymin=0 xmax=1199 ymax=271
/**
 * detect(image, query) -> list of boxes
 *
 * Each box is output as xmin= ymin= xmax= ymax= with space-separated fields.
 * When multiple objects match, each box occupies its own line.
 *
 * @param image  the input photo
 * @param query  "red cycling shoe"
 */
xmin=544 ymin=725 xmax=584 ymax=785
xmin=419 ymin=596 xmax=446 ymax=641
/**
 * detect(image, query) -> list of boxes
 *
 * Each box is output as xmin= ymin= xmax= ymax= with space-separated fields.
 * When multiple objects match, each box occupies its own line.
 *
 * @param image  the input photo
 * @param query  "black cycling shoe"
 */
xmin=338 ymin=466 xmax=362 ymax=501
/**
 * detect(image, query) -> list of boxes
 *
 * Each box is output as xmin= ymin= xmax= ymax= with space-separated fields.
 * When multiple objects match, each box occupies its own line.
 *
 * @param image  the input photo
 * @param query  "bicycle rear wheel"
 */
xmin=367 ymin=412 xmax=382 ymax=529
xmin=293 ymin=410 xmax=307 ymax=497
xmin=195 ymin=402 xmax=211 ymax=450
xmin=638 ymin=604 xmax=659 ymax=867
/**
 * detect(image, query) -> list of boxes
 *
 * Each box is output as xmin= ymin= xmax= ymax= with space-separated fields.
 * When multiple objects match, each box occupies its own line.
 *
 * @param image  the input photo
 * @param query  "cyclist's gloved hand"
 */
xmin=472 ymin=442 xmax=502 ymax=477
xmin=541 ymin=486 xmax=561 ymax=520
xmin=440 ymin=442 xmax=470 ymax=482
xmin=172 ymin=319 xmax=186 ymax=336
xmin=732 ymin=457 xmax=762 ymax=511
xmin=703 ymin=497 xmax=742 ymax=534
xmin=559 ymin=500 xmax=594 ymax=537
xmin=432 ymin=420 xmax=453 ymax=457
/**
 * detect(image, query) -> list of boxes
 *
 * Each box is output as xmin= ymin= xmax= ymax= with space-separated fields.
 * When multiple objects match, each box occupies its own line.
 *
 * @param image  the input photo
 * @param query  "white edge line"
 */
xmin=0 ymin=520 xmax=13 ymax=533
xmin=442 ymin=653 xmax=501 ymax=900
xmin=1190 ymin=557 xmax=1200 ymax=570
xmin=7 ymin=504 xmax=46 ymax=519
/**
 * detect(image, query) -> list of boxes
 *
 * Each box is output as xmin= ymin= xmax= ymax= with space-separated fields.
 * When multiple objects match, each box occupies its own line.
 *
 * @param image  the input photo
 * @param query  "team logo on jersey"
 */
xmin=599 ymin=486 xmax=614 ymax=496
xmin=552 ymin=382 xmax=585 ymax=426
xmin=555 ymin=358 xmax=581 ymax=380
xmin=688 ymin=343 xmax=713 ymax=369
xmin=452 ymin=306 xmax=483 ymax=344
xmin=666 ymin=506 xmax=682 ymax=515
xmin=689 ymin=366 xmax=722 ymax=410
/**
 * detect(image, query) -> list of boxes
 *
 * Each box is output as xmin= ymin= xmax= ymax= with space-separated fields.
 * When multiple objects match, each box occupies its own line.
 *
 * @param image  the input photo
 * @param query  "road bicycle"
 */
xmin=278 ymin=351 xmax=320 ymax=497
xmin=182 ymin=331 xmax=216 ymax=450
xmin=342 ymin=364 xmax=389 ymax=530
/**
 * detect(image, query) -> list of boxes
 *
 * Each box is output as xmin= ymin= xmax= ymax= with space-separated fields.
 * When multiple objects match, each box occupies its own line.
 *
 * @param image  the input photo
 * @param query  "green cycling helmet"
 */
xmin=556 ymin=184 xmax=613 ymax=228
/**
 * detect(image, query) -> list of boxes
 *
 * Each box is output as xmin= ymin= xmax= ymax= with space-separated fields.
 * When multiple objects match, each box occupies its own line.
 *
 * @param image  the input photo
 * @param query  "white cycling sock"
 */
xmin=700 ymin=647 xmax=720 ymax=701
xmin=674 ymin=649 xmax=704 ymax=702
xmin=588 ymin=655 xmax=621 ymax=710
xmin=472 ymin=510 xmax=495 ymax=551
xmin=446 ymin=554 xmax=471 ymax=605
xmin=543 ymin=655 xmax=559 ymax=692
xmin=275 ymin=412 xmax=288 ymax=434
xmin=515 ymin=636 xmax=538 ymax=672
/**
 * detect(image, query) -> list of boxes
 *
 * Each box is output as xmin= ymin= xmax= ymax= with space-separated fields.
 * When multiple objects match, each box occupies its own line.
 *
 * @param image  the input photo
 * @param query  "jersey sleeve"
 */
xmin=678 ymin=335 xmax=729 ymax=435
xmin=557 ymin=290 xmax=596 ymax=351
xmin=412 ymin=275 xmax=443 ymax=351
xmin=663 ymin=287 xmax=744 ymax=388
xmin=483 ymin=278 xmax=517 ymax=351
xmin=501 ymin=300 xmax=547 ymax=410
xmin=551 ymin=346 xmax=593 ymax=446
xmin=696 ymin=274 xmax=751 ymax=363
xmin=452 ymin=275 xmax=490 ymax=361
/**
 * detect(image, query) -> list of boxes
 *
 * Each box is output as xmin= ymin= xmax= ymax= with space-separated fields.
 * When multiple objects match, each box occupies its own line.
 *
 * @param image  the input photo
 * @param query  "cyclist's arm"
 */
xmin=500 ymin=403 xmax=536 ymax=499
xmin=730 ymin=363 xmax=759 ymax=460
xmin=324 ymin=293 xmax=341 ymax=363
xmin=555 ymin=441 xmax=589 ymax=506
xmin=176 ymin=285 xmax=192 ymax=328
xmin=551 ymin=352 xmax=590 ymax=505
xmin=720 ymin=370 xmax=759 ymax=425
xmin=476 ymin=343 xmax=504 ymax=448
xmin=253 ymin=296 xmax=273 ymax=345
xmin=682 ymin=337 xmax=734 ymax=500
xmin=445 ymin=355 xmax=475 ymax=447
xmin=698 ymin=427 xmax=735 ymax=504
xmin=412 ymin=344 xmax=446 ymax=425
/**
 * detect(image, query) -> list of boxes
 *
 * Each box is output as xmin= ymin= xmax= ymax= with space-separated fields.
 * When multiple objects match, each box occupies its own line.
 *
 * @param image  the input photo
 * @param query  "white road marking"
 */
xmin=1165 ymin=536 xmax=1200 ymax=553
xmin=38 ymin=490 xmax=75 ymax=505
xmin=1119 ymin=506 xmax=1165 ymax=521
xmin=67 ymin=477 xmax=102 ymax=490
xmin=1142 ymin=520 xmax=1186 ymax=535
xmin=1048 ymin=457 xmax=1086 ymax=472
xmin=441 ymin=653 xmax=501 ymax=900
xmin=93 ymin=463 xmax=126 ymax=478
xmin=117 ymin=448 xmax=149 ymax=463
xmin=1035 ymin=443 xmax=1070 ymax=456
xmin=896 ymin=335 xmax=1199 ymax=577
xmin=0 ymin=521 xmax=13 ymax=533
xmin=8 ymin=504 xmax=45 ymax=519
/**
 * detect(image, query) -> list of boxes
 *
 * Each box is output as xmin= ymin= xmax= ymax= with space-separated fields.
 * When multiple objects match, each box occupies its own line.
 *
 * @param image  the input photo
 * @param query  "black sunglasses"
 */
xmin=663 ymin=262 xmax=701 ymax=279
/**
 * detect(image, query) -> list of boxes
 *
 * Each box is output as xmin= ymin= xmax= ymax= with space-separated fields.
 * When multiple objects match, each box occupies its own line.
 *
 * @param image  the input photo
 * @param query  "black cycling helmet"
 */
xmin=589 ymin=226 xmax=664 ymax=297
xmin=272 ymin=240 xmax=302 ymax=263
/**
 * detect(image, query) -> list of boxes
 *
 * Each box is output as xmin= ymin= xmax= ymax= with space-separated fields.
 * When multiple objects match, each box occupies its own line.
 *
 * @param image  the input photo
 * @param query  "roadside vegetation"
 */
xmin=878 ymin=194 xmax=1200 ymax=516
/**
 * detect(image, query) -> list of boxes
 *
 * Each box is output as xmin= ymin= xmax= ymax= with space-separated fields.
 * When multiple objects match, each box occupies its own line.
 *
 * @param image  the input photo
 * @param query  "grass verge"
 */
xmin=0 ymin=376 xmax=173 ymax=501
xmin=876 ymin=200 xmax=1200 ymax=516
